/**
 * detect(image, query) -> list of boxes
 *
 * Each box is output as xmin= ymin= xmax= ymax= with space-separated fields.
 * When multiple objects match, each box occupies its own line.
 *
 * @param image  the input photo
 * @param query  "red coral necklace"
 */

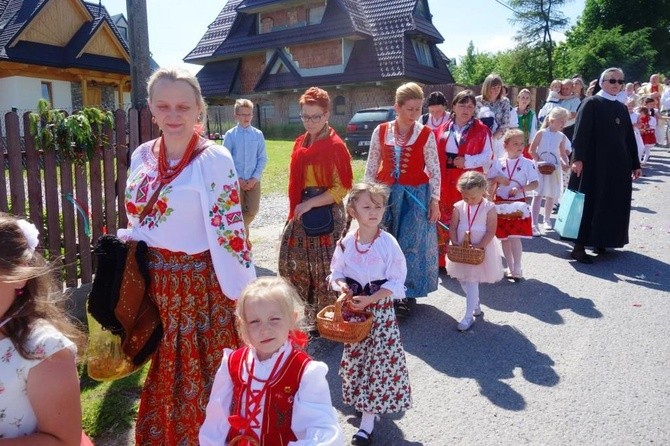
xmin=158 ymin=132 xmax=199 ymax=184
xmin=354 ymin=228 xmax=381 ymax=254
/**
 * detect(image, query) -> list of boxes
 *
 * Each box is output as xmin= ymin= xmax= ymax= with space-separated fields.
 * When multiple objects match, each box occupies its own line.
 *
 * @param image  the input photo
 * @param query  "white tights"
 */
xmin=501 ymin=238 xmax=523 ymax=276
xmin=642 ymin=145 xmax=653 ymax=164
xmin=531 ymin=195 xmax=554 ymax=226
xmin=459 ymin=280 xmax=480 ymax=319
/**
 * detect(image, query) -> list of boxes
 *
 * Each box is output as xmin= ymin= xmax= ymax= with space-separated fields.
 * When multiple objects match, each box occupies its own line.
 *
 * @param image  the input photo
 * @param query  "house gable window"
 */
xmin=258 ymin=1 xmax=326 ymax=34
xmin=41 ymin=81 xmax=53 ymax=107
xmin=412 ymin=39 xmax=435 ymax=67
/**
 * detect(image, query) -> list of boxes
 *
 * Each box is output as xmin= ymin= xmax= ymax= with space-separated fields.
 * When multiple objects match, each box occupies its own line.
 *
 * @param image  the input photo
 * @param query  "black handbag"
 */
xmin=301 ymin=187 xmax=334 ymax=237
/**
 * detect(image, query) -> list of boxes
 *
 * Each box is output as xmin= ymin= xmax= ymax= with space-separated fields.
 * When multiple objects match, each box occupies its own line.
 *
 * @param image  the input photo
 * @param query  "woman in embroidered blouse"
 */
xmin=0 ymin=213 xmax=85 ymax=445
xmin=120 ymin=67 xmax=256 ymax=445
xmin=436 ymin=90 xmax=493 ymax=269
xmin=476 ymin=73 xmax=511 ymax=160
xmin=364 ymin=82 xmax=441 ymax=317
xmin=278 ymin=87 xmax=354 ymax=333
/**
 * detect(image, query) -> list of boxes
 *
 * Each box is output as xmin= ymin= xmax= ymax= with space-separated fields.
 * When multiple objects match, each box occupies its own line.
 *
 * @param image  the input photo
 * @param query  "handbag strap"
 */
xmin=138 ymin=140 xmax=210 ymax=224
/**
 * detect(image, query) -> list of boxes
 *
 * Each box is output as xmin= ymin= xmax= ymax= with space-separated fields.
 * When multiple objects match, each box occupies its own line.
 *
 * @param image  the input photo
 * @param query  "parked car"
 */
xmin=345 ymin=106 xmax=396 ymax=156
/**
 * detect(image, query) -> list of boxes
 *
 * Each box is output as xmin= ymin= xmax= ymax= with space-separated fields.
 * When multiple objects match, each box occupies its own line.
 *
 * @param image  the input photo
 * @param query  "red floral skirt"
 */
xmin=494 ymin=197 xmax=532 ymax=240
xmin=135 ymin=248 xmax=240 ymax=446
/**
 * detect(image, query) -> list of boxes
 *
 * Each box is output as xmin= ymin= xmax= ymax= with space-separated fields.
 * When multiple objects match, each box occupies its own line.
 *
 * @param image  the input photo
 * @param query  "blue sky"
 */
xmin=102 ymin=0 xmax=586 ymax=74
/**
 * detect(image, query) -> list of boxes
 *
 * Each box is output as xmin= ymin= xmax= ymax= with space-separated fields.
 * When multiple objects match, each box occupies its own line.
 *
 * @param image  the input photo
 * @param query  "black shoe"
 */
xmin=571 ymin=249 xmax=594 ymax=264
xmin=352 ymin=429 xmax=373 ymax=446
xmin=394 ymin=299 xmax=411 ymax=319
xmin=593 ymin=246 xmax=607 ymax=255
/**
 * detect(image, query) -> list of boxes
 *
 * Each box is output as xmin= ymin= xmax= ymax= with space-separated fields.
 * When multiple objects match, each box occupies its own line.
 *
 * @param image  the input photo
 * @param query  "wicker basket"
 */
xmin=537 ymin=161 xmax=556 ymax=175
xmin=495 ymin=201 xmax=525 ymax=220
xmin=447 ymin=231 xmax=485 ymax=265
xmin=228 ymin=435 xmax=260 ymax=446
xmin=316 ymin=299 xmax=373 ymax=344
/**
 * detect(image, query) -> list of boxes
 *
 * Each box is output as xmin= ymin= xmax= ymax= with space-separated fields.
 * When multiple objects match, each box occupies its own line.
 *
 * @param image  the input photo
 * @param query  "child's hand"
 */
xmin=497 ymin=176 xmax=510 ymax=186
xmin=509 ymin=186 xmax=520 ymax=197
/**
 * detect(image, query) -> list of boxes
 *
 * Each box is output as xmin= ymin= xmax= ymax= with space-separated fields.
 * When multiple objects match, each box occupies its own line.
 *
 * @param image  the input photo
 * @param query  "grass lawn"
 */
xmin=80 ymin=138 xmax=367 ymax=440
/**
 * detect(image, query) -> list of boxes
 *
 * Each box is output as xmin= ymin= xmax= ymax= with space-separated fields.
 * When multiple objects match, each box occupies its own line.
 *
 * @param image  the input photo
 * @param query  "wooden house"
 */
xmin=0 ymin=0 xmax=132 ymax=114
xmin=184 ymin=0 xmax=454 ymax=129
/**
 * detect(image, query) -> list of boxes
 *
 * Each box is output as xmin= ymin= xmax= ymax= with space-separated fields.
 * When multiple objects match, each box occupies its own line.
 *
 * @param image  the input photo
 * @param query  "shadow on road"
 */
xmin=400 ymin=304 xmax=559 ymax=411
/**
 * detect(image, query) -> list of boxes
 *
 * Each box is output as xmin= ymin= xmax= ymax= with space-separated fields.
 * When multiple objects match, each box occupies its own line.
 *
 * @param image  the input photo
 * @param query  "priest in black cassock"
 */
xmin=568 ymin=67 xmax=642 ymax=264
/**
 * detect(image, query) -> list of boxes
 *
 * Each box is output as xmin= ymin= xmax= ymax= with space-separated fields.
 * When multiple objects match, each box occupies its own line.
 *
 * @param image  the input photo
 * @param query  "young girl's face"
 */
xmin=550 ymin=83 xmax=561 ymax=93
xmin=242 ymin=295 xmax=295 ymax=361
xmin=548 ymin=117 xmax=566 ymax=132
xmin=460 ymin=187 xmax=485 ymax=205
xmin=504 ymin=135 xmax=525 ymax=158
xmin=349 ymin=192 xmax=385 ymax=229
xmin=517 ymin=92 xmax=530 ymax=108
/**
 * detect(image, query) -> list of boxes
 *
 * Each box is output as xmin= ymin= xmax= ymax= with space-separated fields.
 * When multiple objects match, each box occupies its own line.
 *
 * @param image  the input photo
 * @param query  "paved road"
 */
xmin=252 ymin=146 xmax=670 ymax=445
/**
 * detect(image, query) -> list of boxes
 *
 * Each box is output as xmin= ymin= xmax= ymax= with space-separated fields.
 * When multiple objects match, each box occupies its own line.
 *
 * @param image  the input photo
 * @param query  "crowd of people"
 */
xmin=0 ymin=66 xmax=655 ymax=445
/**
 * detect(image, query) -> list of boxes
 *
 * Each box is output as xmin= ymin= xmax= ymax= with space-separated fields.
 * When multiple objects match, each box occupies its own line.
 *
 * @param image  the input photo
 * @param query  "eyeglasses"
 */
xmin=300 ymin=114 xmax=323 ymax=123
xmin=605 ymin=79 xmax=625 ymax=85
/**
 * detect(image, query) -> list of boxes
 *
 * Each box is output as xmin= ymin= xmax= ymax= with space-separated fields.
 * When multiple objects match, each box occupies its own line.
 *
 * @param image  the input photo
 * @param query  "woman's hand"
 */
xmin=632 ymin=169 xmax=642 ymax=180
xmin=571 ymin=160 xmax=583 ymax=177
xmin=453 ymin=156 xmax=465 ymax=169
xmin=428 ymin=199 xmax=440 ymax=223
xmin=349 ymin=295 xmax=372 ymax=311
xmin=294 ymin=201 xmax=312 ymax=219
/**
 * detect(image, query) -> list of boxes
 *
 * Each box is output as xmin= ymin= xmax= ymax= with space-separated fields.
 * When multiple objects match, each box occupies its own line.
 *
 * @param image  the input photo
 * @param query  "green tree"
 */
xmin=452 ymin=41 xmax=497 ymax=86
xmin=561 ymin=26 xmax=656 ymax=82
xmin=568 ymin=0 xmax=670 ymax=75
xmin=508 ymin=0 xmax=571 ymax=83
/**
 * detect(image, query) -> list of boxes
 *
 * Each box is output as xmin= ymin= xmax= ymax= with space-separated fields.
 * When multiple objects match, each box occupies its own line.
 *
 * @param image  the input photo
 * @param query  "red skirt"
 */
xmin=642 ymin=129 xmax=656 ymax=145
xmin=135 ymin=248 xmax=240 ymax=446
xmin=494 ymin=197 xmax=532 ymax=239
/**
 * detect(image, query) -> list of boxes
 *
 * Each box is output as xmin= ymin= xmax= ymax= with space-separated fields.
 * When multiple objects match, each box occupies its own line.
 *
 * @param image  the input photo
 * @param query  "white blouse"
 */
xmin=442 ymin=122 xmax=494 ymax=170
xmin=119 ymin=140 xmax=256 ymax=299
xmin=329 ymin=230 xmax=407 ymax=299
xmin=200 ymin=342 xmax=344 ymax=446
xmin=0 ymin=321 xmax=76 ymax=439
xmin=488 ymin=156 xmax=539 ymax=200
xmin=364 ymin=121 xmax=441 ymax=199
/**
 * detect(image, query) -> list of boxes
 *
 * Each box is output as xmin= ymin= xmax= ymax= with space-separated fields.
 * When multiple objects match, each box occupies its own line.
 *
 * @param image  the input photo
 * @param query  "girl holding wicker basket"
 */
xmin=487 ymin=129 xmax=539 ymax=281
xmin=528 ymin=106 xmax=571 ymax=236
xmin=329 ymin=182 xmax=411 ymax=446
xmin=446 ymin=172 xmax=504 ymax=331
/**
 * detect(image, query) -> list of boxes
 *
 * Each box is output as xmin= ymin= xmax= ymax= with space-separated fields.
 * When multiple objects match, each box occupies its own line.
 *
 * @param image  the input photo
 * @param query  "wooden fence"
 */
xmin=0 ymin=108 xmax=158 ymax=287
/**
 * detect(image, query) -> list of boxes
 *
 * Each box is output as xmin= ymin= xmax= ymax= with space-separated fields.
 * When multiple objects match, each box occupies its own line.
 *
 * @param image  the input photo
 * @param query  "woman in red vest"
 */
xmin=364 ymin=82 xmax=441 ymax=318
xmin=437 ymin=90 xmax=494 ymax=268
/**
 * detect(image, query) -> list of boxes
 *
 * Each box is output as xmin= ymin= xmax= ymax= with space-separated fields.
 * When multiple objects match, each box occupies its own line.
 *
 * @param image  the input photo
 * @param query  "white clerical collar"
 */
xmin=596 ymin=90 xmax=619 ymax=101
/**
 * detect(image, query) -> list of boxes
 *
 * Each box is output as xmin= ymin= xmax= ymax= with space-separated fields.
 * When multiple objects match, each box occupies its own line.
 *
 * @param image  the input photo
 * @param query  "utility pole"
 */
xmin=126 ymin=0 xmax=151 ymax=108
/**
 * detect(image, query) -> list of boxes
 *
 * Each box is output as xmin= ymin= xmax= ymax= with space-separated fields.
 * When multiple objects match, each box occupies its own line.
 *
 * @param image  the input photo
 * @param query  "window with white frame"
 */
xmin=412 ymin=39 xmax=435 ymax=67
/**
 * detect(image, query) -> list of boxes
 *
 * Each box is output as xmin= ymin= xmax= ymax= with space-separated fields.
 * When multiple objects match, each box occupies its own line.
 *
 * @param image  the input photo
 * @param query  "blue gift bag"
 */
xmin=555 ymin=189 xmax=585 ymax=239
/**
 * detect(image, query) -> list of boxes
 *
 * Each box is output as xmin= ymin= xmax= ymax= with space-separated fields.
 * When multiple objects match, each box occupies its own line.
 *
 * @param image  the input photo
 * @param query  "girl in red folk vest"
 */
xmin=638 ymin=105 xmax=657 ymax=166
xmin=437 ymin=90 xmax=493 ymax=269
xmin=200 ymin=277 xmax=343 ymax=446
xmin=487 ymin=129 xmax=539 ymax=281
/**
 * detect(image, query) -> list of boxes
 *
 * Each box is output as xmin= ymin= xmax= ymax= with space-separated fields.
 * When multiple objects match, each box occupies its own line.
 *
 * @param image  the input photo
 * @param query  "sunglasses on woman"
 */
xmin=605 ymin=79 xmax=625 ymax=85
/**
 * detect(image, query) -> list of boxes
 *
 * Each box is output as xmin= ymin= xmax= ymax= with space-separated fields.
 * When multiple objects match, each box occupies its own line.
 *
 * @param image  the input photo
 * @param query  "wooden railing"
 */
xmin=1 ymin=108 xmax=157 ymax=287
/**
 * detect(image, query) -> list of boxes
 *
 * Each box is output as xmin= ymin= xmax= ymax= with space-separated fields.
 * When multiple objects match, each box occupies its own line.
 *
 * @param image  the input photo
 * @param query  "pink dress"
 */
xmin=446 ymin=199 xmax=504 ymax=283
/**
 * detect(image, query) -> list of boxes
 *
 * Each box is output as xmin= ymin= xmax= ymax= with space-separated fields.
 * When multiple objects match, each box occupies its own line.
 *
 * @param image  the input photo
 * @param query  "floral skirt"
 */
xmin=340 ymin=295 xmax=412 ymax=414
xmin=135 ymin=248 xmax=240 ymax=446
xmin=278 ymin=203 xmax=346 ymax=328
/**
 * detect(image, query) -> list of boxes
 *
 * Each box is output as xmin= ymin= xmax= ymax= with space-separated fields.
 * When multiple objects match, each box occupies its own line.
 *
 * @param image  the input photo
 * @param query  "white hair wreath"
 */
xmin=16 ymin=219 xmax=39 ymax=253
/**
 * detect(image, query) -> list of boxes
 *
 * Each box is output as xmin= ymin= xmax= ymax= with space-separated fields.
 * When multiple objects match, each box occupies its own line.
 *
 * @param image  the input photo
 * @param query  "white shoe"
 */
xmin=532 ymin=226 xmax=541 ymax=237
xmin=457 ymin=316 xmax=475 ymax=331
xmin=543 ymin=222 xmax=553 ymax=231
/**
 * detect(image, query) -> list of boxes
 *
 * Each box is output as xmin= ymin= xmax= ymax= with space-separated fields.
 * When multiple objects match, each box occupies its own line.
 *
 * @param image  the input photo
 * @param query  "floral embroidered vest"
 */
xmin=226 ymin=347 xmax=311 ymax=446
xmin=376 ymin=123 xmax=432 ymax=186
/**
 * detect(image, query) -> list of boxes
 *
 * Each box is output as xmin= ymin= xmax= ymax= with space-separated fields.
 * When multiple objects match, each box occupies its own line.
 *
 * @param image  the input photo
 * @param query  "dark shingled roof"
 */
xmin=186 ymin=0 xmax=453 ymax=93
xmin=0 ymin=0 xmax=129 ymax=73
xmin=197 ymin=59 xmax=241 ymax=98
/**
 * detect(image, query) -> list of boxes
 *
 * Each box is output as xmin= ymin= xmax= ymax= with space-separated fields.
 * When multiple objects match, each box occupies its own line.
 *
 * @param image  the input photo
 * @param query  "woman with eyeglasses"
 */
xmin=567 ymin=67 xmax=641 ymax=263
xmin=278 ymin=87 xmax=353 ymax=333
xmin=364 ymin=82 xmax=441 ymax=318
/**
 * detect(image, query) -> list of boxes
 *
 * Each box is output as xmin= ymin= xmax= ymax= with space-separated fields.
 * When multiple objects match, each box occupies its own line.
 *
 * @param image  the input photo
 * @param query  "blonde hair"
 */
xmin=236 ymin=277 xmax=305 ymax=345
xmin=147 ymin=66 xmax=207 ymax=125
xmin=346 ymin=182 xmax=390 ymax=215
xmin=481 ymin=74 xmax=503 ymax=101
xmin=549 ymin=79 xmax=562 ymax=91
xmin=541 ymin=106 xmax=569 ymax=129
xmin=456 ymin=171 xmax=488 ymax=193
xmin=503 ymin=128 xmax=525 ymax=145
xmin=234 ymin=99 xmax=254 ymax=113
xmin=395 ymin=82 xmax=424 ymax=106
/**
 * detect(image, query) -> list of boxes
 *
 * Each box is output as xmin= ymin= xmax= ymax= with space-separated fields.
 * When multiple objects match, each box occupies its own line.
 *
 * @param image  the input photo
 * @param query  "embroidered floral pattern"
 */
xmin=125 ymin=184 xmax=174 ymax=229
xmin=209 ymin=179 xmax=252 ymax=268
